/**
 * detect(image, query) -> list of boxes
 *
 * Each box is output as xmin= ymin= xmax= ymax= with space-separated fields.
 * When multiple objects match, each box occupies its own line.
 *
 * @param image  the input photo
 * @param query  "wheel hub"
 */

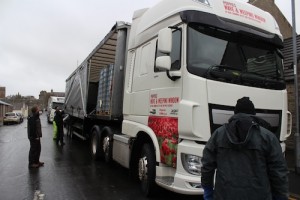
xmin=103 ymin=136 xmax=110 ymax=153
xmin=92 ymin=136 xmax=97 ymax=154
xmin=138 ymin=156 xmax=148 ymax=181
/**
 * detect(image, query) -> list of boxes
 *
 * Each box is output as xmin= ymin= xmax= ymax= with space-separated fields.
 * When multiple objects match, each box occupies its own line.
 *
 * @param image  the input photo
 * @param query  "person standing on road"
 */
xmin=201 ymin=97 xmax=289 ymax=200
xmin=54 ymin=106 xmax=65 ymax=146
xmin=27 ymin=105 xmax=44 ymax=168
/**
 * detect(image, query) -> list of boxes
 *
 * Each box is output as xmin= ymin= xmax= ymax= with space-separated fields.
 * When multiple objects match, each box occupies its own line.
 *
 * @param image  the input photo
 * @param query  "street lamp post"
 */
xmin=291 ymin=0 xmax=300 ymax=174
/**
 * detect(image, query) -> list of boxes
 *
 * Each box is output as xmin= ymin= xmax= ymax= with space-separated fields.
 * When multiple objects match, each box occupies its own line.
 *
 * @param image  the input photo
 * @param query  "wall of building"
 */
xmin=287 ymin=83 xmax=296 ymax=149
xmin=286 ymin=61 xmax=300 ymax=150
xmin=248 ymin=0 xmax=292 ymax=39
xmin=0 ymin=87 xmax=5 ymax=99
xmin=0 ymin=102 xmax=13 ymax=126
xmin=39 ymin=90 xmax=65 ymax=111
xmin=283 ymin=36 xmax=300 ymax=150
xmin=13 ymin=103 xmax=29 ymax=118
xmin=248 ymin=0 xmax=297 ymax=150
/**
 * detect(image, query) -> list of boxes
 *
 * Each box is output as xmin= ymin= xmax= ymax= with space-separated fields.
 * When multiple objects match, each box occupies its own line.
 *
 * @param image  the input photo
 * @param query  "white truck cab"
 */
xmin=47 ymin=96 xmax=65 ymax=123
xmin=122 ymin=0 xmax=291 ymax=195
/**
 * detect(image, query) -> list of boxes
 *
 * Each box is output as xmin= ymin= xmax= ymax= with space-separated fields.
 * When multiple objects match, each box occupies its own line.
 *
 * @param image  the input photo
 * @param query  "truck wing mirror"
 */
xmin=158 ymin=28 xmax=172 ymax=54
xmin=156 ymin=56 xmax=171 ymax=71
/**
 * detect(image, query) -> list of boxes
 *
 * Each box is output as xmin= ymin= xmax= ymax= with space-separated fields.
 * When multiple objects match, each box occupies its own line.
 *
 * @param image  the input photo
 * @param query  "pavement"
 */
xmin=285 ymin=149 xmax=300 ymax=199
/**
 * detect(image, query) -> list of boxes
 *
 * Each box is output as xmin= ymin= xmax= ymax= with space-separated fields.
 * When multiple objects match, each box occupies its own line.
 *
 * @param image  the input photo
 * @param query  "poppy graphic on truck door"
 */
xmin=149 ymin=93 xmax=180 ymax=167
xmin=148 ymin=116 xmax=178 ymax=168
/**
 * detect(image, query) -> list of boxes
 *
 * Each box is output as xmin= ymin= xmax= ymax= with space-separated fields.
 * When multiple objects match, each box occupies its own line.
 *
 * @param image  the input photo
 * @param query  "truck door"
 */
xmin=131 ymin=27 xmax=183 ymax=168
xmin=131 ymin=28 xmax=182 ymax=118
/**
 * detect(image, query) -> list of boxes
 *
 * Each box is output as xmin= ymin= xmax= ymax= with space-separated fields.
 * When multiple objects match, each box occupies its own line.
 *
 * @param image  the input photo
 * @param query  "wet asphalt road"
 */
xmin=0 ymin=114 xmax=202 ymax=200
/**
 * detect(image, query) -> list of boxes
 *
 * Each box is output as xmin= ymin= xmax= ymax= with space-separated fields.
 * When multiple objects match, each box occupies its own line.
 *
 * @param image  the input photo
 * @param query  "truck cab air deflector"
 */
xmin=180 ymin=10 xmax=283 ymax=48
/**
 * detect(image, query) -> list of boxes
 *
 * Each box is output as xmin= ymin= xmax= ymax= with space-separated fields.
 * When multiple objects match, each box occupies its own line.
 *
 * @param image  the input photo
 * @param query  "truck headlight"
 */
xmin=181 ymin=153 xmax=202 ymax=175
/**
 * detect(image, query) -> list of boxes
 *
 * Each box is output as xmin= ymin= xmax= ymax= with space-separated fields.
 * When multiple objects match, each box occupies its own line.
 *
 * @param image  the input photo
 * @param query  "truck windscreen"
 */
xmin=52 ymin=102 xmax=64 ymax=109
xmin=187 ymin=24 xmax=285 ymax=90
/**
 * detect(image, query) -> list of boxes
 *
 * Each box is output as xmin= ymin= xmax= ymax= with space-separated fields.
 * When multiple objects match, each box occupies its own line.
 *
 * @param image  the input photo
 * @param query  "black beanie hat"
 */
xmin=234 ymin=97 xmax=256 ymax=115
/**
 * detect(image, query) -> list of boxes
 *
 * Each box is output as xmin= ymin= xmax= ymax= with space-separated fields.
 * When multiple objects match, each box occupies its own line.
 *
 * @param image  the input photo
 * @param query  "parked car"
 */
xmin=16 ymin=113 xmax=24 ymax=123
xmin=3 ymin=112 xmax=21 ymax=125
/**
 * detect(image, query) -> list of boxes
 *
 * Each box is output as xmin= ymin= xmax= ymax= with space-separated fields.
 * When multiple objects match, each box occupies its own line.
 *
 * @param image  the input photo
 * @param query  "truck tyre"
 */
xmin=102 ymin=133 xmax=113 ymax=164
xmin=91 ymin=127 xmax=104 ymax=160
xmin=138 ymin=143 xmax=157 ymax=197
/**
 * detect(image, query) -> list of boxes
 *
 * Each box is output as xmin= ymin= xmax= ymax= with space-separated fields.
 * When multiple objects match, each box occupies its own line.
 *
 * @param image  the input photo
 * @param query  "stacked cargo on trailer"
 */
xmin=96 ymin=64 xmax=114 ymax=115
xmin=64 ymin=21 xmax=127 ymax=139
xmin=64 ymin=0 xmax=292 ymax=196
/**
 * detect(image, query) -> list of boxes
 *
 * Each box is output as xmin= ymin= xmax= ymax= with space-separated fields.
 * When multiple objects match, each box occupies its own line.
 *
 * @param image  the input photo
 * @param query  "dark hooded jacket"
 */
xmin=27 ymin=112 xmax=42 ymax=139
xmin=54 ymin=110 xmax=64 ymax=133
xmin=201 ymin=113 xmax=288 ymax=200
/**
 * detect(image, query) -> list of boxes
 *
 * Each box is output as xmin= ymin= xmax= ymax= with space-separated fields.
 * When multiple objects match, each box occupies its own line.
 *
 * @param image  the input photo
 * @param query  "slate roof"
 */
xmin=0 ymin=100 xmax=12 ymax=106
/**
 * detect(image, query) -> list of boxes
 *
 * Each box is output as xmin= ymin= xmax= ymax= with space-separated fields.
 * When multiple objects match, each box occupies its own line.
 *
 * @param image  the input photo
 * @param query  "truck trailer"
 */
xmin=64 ymin=0 xmax=292 ymax=196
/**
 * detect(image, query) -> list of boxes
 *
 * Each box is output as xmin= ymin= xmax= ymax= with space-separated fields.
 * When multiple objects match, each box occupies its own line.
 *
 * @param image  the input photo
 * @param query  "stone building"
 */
xmin=39 ymin=89 xmax=65 ymax=111
xmin=282 ymin=36 xmax=300 ymax=149
xmin=248 ymin=0 xmax=293 ymax=39
xmin=39 ymin=90 xmax=48 ymax=110
xmin=0 ymin=87 xmax=5 ymax=99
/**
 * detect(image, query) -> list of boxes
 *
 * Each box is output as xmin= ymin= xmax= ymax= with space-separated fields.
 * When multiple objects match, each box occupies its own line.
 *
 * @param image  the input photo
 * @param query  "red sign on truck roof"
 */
xmin=223 ymin=1 xmax=266 ymax=24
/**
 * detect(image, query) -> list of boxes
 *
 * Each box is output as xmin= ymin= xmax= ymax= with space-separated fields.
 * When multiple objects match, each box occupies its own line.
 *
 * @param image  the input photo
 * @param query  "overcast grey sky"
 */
xmin=0 ymin=0 xmax=299 ymax=98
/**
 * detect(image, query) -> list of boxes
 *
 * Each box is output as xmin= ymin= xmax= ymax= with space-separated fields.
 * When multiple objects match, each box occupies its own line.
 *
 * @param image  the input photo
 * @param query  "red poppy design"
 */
xmin=148 ymin=116 xmax=178 ymax=168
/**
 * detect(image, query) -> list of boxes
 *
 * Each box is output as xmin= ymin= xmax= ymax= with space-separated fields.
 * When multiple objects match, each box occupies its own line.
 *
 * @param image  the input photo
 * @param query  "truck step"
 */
xmin=72 ymin=131 xmax=86 ymax=140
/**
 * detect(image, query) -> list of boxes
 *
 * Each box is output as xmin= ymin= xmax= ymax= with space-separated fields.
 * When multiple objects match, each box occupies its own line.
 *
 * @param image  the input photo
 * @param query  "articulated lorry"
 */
xmin=64 ymin=0 xmax=292 ymax=196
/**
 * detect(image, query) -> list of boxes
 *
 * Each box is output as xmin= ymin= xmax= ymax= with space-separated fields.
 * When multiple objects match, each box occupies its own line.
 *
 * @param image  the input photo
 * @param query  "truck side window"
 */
xmin=155 ymin=30 xmax=181 ymax=72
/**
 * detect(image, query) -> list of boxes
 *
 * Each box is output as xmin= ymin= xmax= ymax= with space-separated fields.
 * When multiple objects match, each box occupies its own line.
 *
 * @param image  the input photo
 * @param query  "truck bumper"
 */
xmin=156 ymin=139 xmax=205 ymax=195
xmin=156 ymin=172 xmax=204 ymax=195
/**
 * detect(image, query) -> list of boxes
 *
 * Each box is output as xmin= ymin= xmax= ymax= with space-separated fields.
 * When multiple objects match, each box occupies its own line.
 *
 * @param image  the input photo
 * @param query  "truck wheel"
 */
xmin=138 ymin=143 xmax=157 ymax=197
xmin=102 ymin=134 xmax=113 ymax=164
xmin=91 ymin=128 xmax=103 ymax=160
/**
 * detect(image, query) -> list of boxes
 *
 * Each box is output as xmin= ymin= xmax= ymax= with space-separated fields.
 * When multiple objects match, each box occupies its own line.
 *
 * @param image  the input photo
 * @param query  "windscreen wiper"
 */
xmin=206 ymin=65 xmax=241 ymax=83
xmin=240 ymin=71 xmax=285 ymax=89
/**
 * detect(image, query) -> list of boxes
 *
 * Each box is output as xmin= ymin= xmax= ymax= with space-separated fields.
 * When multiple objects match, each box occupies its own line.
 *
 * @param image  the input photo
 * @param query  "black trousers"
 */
xmin=56 ymin=126 xmax=64 ymax=144
xmin=29 ymin=138 xmax=41 ymax=165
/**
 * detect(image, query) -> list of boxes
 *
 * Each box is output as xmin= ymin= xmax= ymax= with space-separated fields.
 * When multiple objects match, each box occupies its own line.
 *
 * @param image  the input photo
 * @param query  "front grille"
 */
xmin=208 ymin=104 xmax=282 ymax=140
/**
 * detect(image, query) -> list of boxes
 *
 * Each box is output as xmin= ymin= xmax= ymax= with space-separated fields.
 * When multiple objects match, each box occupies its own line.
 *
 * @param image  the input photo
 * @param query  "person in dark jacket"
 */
xmin=54 ymin=106 xmax=64 ymax=146
xmin=201 ymin=97 xmax=288 ymax=200
xmin=27 ymin=105 xmax=44 ymax=168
